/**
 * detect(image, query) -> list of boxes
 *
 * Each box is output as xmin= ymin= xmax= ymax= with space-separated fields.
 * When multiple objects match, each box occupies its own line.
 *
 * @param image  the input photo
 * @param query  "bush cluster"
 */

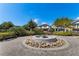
xmin=9 ymin=27 xmax=27 ymax=37
xmin=26 ymin=30 xmax=35 ymax=36
xmin=53 ymin=31 xmax=72 ymax=36
xmin=33 ymin=28 xmax=44 ymax=35
xmin=0 ymin=32 xmax=17 ymax=41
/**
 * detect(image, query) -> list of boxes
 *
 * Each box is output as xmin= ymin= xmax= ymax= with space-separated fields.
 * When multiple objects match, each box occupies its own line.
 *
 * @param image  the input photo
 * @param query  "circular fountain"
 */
xmin=23 ymin=35 xmax=69 ymax=50
xmin=32 ymin=35 xmax=58 ymax=42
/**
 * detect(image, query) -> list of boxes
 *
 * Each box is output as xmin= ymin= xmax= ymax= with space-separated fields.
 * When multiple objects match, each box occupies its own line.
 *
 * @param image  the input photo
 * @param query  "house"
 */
xmin=65 ymin=27 xmax=73 ymax=32
xmin=37 ymin=24 xmax=50 ymax=31
xmin=72 ymin=20 xmax=79 ymax=32
xmin=52 ymin=25 xmax=65 ymax=32
xmin=51 ymin=25 xmax=72 ymax=32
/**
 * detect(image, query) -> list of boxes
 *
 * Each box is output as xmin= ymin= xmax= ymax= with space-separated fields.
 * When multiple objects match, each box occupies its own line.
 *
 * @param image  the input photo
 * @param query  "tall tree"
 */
xmin=23 ymin=19 xmax=37 ymax=30
xmin=53 ymin=17 xmax=73 ymax=27
xmin=0 ymin=22 xmax=14 ymax=29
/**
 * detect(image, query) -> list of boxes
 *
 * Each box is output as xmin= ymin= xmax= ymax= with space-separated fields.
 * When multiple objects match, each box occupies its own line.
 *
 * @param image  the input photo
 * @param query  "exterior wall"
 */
xmin=65 ymin=28 xmax=72 ymax=32
xmin=72 ymin=21 xmax=79 ymax=29
xmin=37 ymin=26 xmax=50 ymax=31
xmin=52 ymin=27 xmax=72 ymax=32
xmin=38 ymin=25 xmax=73 ymax=32
xmin=72 ymin=21 xmax=79 ymax=32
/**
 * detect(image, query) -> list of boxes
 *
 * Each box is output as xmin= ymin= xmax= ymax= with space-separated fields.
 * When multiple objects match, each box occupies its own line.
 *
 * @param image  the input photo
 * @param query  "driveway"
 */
xmin=0 ymin=36 xmax=79 ymax=56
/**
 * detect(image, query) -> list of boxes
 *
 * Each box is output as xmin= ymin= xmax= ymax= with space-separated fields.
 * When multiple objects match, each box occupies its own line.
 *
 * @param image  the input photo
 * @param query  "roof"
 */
xmin=72 ymin=20 xmax=79 ymax=24
xmin=39 ymin=24 xmax=49 ymax=27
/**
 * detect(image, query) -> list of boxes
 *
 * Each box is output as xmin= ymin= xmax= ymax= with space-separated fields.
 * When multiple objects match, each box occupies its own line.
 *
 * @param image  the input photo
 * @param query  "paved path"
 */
xmin=0 ymin=36 xmax=79 ymax=56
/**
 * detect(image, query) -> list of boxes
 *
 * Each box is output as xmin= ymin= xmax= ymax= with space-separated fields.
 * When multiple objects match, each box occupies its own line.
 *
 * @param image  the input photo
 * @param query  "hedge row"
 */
xmin=53 ymin=31 xmax=72 ymax=36
xmin=1 ymin=27 xmax=79 ymax=41
xmin=0 ymin=32 xmax=17 ymax=41
xmin=0 ymin=27 xmax=50 ymax=41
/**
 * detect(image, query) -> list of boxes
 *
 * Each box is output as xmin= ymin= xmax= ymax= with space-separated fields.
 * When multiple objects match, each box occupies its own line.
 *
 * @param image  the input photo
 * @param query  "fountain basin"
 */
xmin=32 ymin=35 xmax=57 ymax=42
xmin=23 ymin=35 xmax=70 ymax=50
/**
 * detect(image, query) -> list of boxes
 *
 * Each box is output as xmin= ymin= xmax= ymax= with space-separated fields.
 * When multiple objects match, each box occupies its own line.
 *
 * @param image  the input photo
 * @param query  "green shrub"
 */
xmin=9 ymin=27 xmax=27 ymax=37
xmin=0 ymin=34 xmax=4 ymax=41
xmin=0 ymin=29 xmax=7 ymax=32
xmin=26 ymin=30 xmax=35 ymax=36
xmin=53 ymin=31 xmax=72 ymax=36
xmin=72 ymin=32 xmax=79 ymax=36
xmin=33 ymin=28 xmax=44 ymax=35
xmin=43 ymin=31 xmax=52 ymax=35
xmin=49 ymin=28 xmax=55 ymax=32
xmin=0 ymin=32 xmax=17 ymax=41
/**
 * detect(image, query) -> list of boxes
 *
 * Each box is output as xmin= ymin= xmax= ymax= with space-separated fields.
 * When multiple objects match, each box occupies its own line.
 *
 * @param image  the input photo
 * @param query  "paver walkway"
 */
xmin=0 ymin=36 xmax=79 ymax=56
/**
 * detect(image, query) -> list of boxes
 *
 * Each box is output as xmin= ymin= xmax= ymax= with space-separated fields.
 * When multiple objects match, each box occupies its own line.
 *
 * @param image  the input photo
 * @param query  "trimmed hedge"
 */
xmin=0 ymin=32 xmax=17 ymax=41
xmin=53 ymin=31 xmax=72 ymax=36
xmin=26 ymin=30 xmax=35 ymax=36
xmin=9 ymin=27 xmax=27 ymax=37
xmin=72 ymin=32 xmax=79 ymax=36
xmin=9 ymin=27 xmax=35 ymax=36
xmin=33 ymin=28 xmax=44 ymax=35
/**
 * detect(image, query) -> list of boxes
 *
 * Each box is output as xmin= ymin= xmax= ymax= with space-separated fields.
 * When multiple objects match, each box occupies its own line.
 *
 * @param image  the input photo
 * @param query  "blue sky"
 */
xmin=0 ymin=3 xmax=79 ymax=26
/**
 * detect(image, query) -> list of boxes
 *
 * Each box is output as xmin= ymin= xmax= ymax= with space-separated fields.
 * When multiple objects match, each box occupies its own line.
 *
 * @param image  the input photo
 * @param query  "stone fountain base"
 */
xmin=23 ymin=36 xmax=69 ymax=50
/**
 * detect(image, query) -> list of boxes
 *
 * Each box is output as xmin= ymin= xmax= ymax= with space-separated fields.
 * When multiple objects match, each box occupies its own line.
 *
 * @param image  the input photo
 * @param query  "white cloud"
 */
xmin=33 ymin=18 xmax=38 ymax=23
xmin=42 ymin=22 xmax=47 ymax=24
xmin=75 ymin=17 xmax=79 ymax=20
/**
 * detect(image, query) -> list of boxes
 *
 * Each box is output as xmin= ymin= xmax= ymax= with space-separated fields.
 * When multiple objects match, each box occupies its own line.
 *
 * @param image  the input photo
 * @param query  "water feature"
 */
xmin=23 ymin=35 xmax=69 ymax=50
xmin=32 ymin=35 xmax=58 ymax=42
